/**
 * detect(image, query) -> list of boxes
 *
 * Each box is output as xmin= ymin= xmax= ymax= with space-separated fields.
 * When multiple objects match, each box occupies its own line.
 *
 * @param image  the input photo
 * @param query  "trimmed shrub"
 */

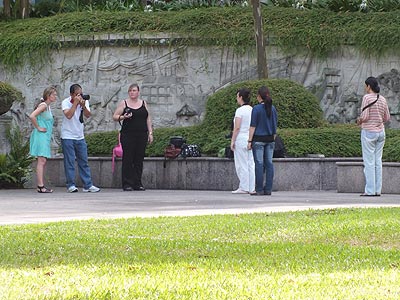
xmin=203 ymin=78 xmax=324 ymax=132
xmin=0 ymin=82 xmax=23 ymax=115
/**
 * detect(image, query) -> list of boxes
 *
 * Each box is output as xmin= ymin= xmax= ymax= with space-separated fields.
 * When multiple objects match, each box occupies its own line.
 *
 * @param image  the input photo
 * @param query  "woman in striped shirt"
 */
xmin=356 ymin=77 xmax=390 ymax=196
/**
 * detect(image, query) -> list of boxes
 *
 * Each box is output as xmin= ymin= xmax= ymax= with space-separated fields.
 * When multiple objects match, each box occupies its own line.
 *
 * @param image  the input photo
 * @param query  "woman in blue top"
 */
xmin=247 ymin=86 xmax=278 ymax=196
xmin=29 ymin=86 xmax=58 ymax=193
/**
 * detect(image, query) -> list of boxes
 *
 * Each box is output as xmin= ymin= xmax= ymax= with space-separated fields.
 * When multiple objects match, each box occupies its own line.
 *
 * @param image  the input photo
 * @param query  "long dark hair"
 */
xmin=258 ymin=86 xmax=272 ymax=117
xmin=365 ymin=76 xmax=380 ymax=103
xmin=365 ymin=77 xmax=380 ymax=93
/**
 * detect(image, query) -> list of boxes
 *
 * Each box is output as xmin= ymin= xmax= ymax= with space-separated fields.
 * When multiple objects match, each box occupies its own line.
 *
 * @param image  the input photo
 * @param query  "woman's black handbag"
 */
xmin=224 ymin=147 xmax=234 ymax=159
xmin=169 ymin=136 xmax=186 ymax=148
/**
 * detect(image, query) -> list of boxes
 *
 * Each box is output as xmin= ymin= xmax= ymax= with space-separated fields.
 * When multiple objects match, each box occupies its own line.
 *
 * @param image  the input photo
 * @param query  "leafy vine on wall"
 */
xmin=1 ymin=7 xmax=400 ymax=68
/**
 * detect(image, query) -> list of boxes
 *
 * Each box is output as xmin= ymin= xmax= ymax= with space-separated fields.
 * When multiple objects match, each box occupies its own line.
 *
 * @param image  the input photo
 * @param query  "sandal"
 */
xmin=37 ymin=185 xmax=53 ymax=193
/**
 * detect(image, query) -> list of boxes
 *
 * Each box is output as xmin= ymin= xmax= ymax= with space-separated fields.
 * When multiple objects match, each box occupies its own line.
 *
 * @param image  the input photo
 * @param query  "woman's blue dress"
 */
xmin=30 ymin=105 xmax=54 ymax=158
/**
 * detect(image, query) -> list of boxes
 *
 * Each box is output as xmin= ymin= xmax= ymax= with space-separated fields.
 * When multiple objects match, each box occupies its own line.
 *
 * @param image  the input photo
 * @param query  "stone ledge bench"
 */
xmin=336 ymin=161 xmax=400 ymax=194
xmin=28 ymin=157 xmax=364 ymax=192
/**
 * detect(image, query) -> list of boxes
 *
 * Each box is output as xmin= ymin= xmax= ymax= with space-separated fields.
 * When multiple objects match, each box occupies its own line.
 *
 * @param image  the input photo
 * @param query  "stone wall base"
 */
xmin=26 ymin=157 xmax=366 ymax=192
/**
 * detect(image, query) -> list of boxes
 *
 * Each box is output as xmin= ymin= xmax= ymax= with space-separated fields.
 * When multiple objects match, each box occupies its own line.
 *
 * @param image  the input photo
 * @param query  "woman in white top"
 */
xmin=230 ymin=88 xmax=255 ymax=194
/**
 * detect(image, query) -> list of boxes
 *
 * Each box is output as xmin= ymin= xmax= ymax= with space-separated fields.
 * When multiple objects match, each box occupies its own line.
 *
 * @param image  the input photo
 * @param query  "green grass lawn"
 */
xmin=0 ymin=208 xmax=399 ymax=299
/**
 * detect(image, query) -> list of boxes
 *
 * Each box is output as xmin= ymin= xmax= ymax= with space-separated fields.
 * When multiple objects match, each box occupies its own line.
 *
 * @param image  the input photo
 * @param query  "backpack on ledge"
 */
xmin=169 ymin=136 xmax=186 ymax=148
xmin=163 ymin=136 xmax=186 ymax=168
xmin=273 ymin=135 xmax=286 ymax=158
xmin=164 ymin=144 xmax=181 ymax=159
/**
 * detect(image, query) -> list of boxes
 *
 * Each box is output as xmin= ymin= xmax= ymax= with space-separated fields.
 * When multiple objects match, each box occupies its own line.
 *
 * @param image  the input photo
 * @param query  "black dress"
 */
xmin=120 ymin=100 xmax=149 ymax=190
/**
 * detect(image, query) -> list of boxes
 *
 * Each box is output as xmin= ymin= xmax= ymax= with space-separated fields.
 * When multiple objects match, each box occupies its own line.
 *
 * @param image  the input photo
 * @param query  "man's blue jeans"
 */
xmin=252 ymin=141 xmax=275 ymax=193
xmin=361 ymin=129 xmax=385 ymax=195
xmin=61 ymin=138 xmax=93 ymax=189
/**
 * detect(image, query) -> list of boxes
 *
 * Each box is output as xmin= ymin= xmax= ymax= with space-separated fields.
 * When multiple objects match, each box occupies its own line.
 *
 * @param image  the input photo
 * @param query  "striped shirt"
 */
xmin=359 ymin=93 xmax=390 ymax=132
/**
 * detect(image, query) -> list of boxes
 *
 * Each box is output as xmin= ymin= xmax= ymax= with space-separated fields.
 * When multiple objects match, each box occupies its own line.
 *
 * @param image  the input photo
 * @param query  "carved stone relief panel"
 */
xmin=377 ymin=68 xmax=400 ymax=127
xmin=1 ymin=43 xmax=400 ymax=156
xmin=0 ymin=44 xmax=259 ymax=154
xmin=284 ymin=46 xmax=400 ymax=127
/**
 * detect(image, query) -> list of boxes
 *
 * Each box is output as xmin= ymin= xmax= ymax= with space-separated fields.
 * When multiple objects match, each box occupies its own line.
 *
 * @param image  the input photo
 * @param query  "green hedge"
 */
xmin=279 ymin=125 xmax=362 ymax=157
xmin=86 ymin=125 xmax=400 ymax=161
xmin=282 ymin=126 xmax=400 ymax=161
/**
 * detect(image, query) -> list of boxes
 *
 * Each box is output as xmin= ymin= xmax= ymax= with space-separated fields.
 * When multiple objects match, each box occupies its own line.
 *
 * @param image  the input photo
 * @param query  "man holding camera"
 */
xmin=61 ymin=83 xmax=100 ymax=193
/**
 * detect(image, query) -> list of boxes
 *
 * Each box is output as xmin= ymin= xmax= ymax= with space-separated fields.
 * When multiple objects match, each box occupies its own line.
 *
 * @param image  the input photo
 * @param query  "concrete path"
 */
xmin=1 ymin=188 xmax=400 ymax=225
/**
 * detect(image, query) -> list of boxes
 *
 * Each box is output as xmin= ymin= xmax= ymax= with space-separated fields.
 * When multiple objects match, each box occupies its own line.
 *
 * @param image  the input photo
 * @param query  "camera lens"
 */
xmin=81 ymin=94 xmax=90 ymax=100
xmin=123 ymin=107 xmax=133 ymax=115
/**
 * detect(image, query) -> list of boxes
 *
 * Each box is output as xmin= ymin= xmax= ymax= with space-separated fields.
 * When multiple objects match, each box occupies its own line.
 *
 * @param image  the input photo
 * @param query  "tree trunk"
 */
xmin=3 ymin=0 xmax=11 ymax=18
xmin=251 ymin=0 xmax=268 ymax=79
xmin=20 ymin=0 xmax=30 ymax=19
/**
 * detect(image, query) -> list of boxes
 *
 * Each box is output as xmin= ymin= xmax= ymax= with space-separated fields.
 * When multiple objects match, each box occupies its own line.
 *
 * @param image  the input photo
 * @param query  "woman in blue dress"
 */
xmin=29 ymin=86 xmax=58 ymax=193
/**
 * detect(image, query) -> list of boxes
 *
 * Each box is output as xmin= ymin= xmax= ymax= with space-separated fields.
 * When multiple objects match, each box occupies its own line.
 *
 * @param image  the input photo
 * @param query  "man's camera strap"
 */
xmin=79 ymin=109 xmax=84 ymax=124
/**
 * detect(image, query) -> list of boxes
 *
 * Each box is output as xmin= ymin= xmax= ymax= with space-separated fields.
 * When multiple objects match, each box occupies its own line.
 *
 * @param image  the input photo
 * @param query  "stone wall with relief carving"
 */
xmin=1 ymin=40 xmax=400 ymax=155
xmin=0 ymin=44 xmax=257 ymax=154
xmin=296 ymin=47 xmax=400 ymax=128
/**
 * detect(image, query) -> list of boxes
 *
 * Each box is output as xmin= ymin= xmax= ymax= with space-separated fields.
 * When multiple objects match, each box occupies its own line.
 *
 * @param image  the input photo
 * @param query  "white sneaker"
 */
xmin=83 ymin=185 xmax=100 ymax=193
xmin=67 ymin=186 xmax=78 ymax=193
xmin=232 ymin=189 xmax=248 ymax=194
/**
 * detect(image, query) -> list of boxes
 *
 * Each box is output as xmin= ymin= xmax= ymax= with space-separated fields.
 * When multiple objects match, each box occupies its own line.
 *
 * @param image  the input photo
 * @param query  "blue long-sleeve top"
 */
xmin=250 ymin=103 xmax=278 ymax=136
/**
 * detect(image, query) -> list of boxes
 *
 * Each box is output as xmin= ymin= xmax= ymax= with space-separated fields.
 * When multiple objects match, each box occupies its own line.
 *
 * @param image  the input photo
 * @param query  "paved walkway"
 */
xmin=1 ymin=188 xmax=400 ymax=225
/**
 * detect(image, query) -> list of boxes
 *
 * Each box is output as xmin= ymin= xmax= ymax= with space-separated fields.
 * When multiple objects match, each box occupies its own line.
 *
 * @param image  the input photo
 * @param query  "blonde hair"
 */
xmin=34 ymin=86 xmax=57 ymax=109
xmin=43 ymin=86 xmax=57 ymax=100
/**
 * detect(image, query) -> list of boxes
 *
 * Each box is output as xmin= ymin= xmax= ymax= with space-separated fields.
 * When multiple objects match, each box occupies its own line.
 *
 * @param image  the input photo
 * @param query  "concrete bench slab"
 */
xmin=336 ymin=161 xmax=400 ymax=194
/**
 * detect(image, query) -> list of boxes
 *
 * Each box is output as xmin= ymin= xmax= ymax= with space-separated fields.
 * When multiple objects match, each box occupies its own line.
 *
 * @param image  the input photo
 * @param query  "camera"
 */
xmin=123 ymin=107 xmax=134 ymax=115
xmin=80 ymin=94 xmax=90 ymax=100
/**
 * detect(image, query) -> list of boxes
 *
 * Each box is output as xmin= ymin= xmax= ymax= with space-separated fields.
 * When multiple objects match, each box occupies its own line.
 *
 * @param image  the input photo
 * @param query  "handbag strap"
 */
xmin=362 ymin=94 xmax=379 ymax=112
xmin=118 ymin=100 xmax=129 ymax=126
